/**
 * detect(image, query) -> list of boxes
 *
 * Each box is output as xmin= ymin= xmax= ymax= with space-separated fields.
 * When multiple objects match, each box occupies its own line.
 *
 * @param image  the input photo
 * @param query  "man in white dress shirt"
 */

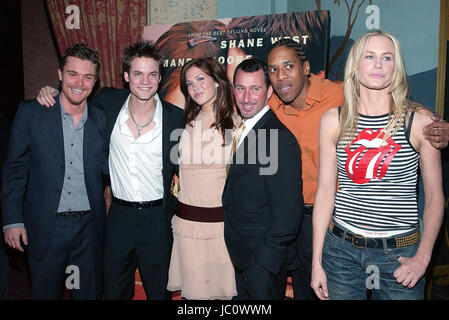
xmin=97 ymin=41 xmax=184 ymax=300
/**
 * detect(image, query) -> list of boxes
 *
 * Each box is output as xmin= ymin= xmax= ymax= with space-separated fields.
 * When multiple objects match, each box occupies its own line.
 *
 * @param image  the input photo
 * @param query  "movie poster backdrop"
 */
xmin=143 ymin=11 xmax=330 ymax=109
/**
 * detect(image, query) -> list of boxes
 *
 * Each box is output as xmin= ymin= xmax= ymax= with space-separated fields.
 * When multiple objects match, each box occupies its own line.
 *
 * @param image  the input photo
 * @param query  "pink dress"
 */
xmin=167 ymin=110 xmax=239 ymax=300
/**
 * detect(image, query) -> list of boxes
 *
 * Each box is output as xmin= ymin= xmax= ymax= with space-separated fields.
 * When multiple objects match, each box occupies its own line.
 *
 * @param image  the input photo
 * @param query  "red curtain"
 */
xmin=46 ymin=0 xmax=146 ymax=88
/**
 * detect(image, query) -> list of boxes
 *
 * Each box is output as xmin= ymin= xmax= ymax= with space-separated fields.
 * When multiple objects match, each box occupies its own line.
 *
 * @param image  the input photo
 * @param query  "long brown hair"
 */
xmin=179 ymin=58 xmax=235 ymax=142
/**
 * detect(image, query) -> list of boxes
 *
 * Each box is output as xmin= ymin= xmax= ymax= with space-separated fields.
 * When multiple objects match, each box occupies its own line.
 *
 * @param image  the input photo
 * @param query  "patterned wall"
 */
xmin=149 ymin=0 xmax=216 ymax=25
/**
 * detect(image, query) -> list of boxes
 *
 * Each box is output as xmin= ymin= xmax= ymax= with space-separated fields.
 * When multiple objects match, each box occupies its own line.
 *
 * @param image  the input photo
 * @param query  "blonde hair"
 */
xmin=337 ymin=30 xmax=413 ymax=144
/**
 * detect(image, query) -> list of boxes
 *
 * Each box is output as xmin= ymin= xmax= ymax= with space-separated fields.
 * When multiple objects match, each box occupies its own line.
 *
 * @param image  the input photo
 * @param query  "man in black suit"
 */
xmin=0 ymin=113 xmax=11 ymax=299
xmin=2 ymin=44 xmax=107 ymax=299
xmin=37 ymin=41 xmax=184 ymax=300
xmin=223 ymin=58 xmax=303 ymax=299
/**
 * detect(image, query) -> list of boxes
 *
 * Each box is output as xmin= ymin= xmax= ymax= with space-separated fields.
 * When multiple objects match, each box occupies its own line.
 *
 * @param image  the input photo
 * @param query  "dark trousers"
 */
xmin=104 ymin=202 xmax=171 ymax=300
xmin=28 ymin=213 xmax=100 ymax=299
xmin=291 ymin=213 xmax=317 ymax=300
xmin=233 ymin=262 xmax=288 ymax=300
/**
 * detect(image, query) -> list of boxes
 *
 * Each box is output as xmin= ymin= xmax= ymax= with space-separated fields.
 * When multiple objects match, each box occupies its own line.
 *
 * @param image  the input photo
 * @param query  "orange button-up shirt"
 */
xmin=269 ymin=74 xmax=343 ymax=205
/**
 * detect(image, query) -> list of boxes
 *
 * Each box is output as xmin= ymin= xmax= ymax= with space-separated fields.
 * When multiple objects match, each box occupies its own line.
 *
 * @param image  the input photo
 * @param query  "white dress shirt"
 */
xmin=237 ymin=105 xmax=270 ymax=149
xmin=109 ymin=93 xmax=164 ymax=201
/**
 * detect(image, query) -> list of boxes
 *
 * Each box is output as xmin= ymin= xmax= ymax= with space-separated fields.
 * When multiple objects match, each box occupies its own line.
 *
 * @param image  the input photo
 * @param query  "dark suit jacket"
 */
xmin=223 ymin=109 xmax=303 ymax=275
xmin=0 ymin=114 xmax=11 ymax=236
xmin=1 ymin=97 xmax=107 ymax=262
xmin=92 ymin=87 xmax=184 ymax=246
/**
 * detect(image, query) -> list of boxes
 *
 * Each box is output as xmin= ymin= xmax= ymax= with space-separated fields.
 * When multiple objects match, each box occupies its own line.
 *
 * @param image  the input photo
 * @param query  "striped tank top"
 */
xmin=334 ymin=111 xmax=419 ymax=238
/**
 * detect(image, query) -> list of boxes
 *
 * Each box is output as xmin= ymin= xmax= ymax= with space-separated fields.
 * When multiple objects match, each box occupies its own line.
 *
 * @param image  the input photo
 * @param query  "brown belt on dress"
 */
xmin=176 ymin=202 xmax=224 ymax=222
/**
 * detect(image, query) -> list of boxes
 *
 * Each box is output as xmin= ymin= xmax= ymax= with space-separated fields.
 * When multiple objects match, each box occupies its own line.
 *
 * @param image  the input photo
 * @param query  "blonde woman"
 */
xmin=311 ymin=30 xmax=444 ymax=300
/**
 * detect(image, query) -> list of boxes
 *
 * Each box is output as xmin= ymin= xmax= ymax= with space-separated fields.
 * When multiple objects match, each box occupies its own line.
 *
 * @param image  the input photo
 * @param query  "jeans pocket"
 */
xmin=386 ymin=242 xmax=419 ymax=263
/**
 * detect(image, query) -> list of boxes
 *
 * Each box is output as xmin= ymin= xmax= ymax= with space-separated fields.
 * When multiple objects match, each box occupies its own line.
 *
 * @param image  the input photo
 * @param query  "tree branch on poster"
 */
xmin=329 ymin=0 xmax=372 ymax=73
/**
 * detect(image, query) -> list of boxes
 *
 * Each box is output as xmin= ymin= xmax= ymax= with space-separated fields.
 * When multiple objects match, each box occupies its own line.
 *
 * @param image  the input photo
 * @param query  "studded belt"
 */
xmin=329 ymin=220 xmax=420 ymax=249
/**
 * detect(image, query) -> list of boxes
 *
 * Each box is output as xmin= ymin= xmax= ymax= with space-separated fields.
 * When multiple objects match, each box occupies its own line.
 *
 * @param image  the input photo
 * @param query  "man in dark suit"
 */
xmin=37 ymin=41 xmax=184 ymax=300
xmin=0 ymin=113 xmax=11 ymax=299
xmin=223 ymin=58 xmax=303 ymax=299
xmin=2 ymin=44 xmax=107 ymax=299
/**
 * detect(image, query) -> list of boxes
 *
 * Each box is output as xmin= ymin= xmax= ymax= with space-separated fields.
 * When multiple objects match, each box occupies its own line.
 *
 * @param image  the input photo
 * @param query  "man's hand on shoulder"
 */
xmin=36 ymin=86 xmax=59 ymax=107
xmin=423 ymin=113 xmax=449 ymax=149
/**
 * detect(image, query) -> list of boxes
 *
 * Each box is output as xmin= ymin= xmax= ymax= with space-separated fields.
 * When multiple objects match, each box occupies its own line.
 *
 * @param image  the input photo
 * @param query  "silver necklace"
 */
xmin=129 ymin=104 xmax=155 ymax=137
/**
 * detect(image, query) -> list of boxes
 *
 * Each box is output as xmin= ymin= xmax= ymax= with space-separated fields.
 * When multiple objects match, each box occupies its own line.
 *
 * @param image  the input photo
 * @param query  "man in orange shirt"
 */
xmin=266 ymin=38 xmax=449 ymax=300
xmin=266 ymin=38 xmax=343 ymax=300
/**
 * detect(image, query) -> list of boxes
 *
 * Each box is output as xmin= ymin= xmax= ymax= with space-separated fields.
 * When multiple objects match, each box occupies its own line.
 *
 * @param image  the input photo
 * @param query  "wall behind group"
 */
xmin=218 ymin=0 xmax=441 ymax=110
xmin=20 ymin=0 xmax=441 ymax=111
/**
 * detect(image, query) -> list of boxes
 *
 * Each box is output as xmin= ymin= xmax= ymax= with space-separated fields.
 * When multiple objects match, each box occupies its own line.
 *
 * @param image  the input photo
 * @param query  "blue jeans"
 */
xmin=322 ymin=221 xmax=425 ymax=300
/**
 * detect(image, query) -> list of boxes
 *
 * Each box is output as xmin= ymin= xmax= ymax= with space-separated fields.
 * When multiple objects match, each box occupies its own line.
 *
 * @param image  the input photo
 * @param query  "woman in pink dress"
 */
xmin=167 ymin=57 xmax=240 ymax=299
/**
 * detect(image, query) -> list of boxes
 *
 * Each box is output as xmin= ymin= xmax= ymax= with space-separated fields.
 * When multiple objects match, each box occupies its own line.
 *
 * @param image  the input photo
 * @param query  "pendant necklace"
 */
xmin=129 ymin=103 xmax=155 ymax=137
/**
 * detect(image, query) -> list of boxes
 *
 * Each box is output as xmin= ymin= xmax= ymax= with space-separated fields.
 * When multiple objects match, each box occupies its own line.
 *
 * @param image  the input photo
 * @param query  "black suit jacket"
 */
xmin=1 ymin=97 xmax=107 ymax=262
xmin=0 ymin=114 xmax=11 ymax=235
xmin=92 ymin=87 xmax=184 ymax=244
xmin=222 ymin=109 xmax=303 ymax=275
